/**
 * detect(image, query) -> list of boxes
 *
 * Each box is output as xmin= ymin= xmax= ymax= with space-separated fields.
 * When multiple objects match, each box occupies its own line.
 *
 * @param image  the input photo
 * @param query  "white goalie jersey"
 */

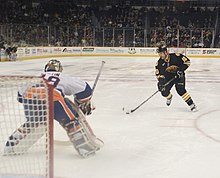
xmin=42 ymin=72 xmax=92 ymax=102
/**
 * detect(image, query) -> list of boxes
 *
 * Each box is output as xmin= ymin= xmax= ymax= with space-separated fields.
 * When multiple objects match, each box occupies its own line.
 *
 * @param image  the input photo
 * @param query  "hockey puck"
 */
xmin=126 ymin=112 xmax=130 ymax=114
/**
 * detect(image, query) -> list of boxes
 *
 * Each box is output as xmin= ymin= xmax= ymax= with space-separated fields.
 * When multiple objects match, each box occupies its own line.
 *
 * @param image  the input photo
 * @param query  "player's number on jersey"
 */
xmin=47 ymin=76 xmax=60 ymax=87
xmin=182 ymin=56 xmax=188 ymax=63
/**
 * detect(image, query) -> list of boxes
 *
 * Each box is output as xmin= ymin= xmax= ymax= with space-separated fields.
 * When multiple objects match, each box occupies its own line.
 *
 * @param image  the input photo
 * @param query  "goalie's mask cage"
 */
xmin=0 ymin=76 xmax=54 ymax=178
xmin=44 ymin=59 xmax=63 ymax=72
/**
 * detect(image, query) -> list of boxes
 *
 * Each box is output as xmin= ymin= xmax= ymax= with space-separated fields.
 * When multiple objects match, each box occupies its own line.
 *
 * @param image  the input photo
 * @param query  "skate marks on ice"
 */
xmin=1 ymin=57 xmax=220 ymax=178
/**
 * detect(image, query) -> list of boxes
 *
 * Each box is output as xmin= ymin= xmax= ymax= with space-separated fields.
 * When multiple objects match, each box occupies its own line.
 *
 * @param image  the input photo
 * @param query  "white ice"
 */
xmin=1 ymin=56 xmax=220 ymax=178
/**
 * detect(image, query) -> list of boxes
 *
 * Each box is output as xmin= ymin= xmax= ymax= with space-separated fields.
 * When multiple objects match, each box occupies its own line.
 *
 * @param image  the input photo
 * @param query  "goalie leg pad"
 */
xmin=4 ymin=122 xmax=46 ymax=155
xmin=66 ymin=122 xmax=100 ymax=158
xmin=63 ymin=98 xmax=104 ymax=157
xmin=69 ymin=129 xmax=96 ymax=158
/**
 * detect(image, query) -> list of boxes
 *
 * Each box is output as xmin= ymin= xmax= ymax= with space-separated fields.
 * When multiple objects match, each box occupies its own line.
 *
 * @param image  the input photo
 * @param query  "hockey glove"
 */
xmin=157 ymin=77 xmax=166 ymax=92
xmin=80 ymin=101 xmax=92 ymax=115
xmin=165 ymin=65 xmax=179 ymax=73
xmin=157 ymin=82 xmax=166 ymax=92
xmin=75 ymin=99 xmax=95 ymax=116
xmin=74 ymin=99 xmax=90 ymax=115
xmin=176 ymin=70 xmax=184 ymax=79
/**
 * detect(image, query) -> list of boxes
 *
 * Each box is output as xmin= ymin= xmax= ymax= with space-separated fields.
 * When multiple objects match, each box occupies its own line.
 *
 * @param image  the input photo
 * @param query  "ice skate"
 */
xmin=166 ymin=93 xmax=173 ymax=106
xmin=190 ymin=103 xmax=197 ymax=112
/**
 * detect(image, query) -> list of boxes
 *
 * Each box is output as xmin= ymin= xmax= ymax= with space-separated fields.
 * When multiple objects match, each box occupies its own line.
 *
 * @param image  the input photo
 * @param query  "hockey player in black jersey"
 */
xmin=155 ymin=45 xmax=197 ymax=112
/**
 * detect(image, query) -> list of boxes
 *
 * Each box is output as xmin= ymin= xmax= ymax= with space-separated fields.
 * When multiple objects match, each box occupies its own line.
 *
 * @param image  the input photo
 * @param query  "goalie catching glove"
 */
xmin=165 ymin=65 xmax=179 ymax=73
xmin=80 ymin=101 xmax=94 ymax=115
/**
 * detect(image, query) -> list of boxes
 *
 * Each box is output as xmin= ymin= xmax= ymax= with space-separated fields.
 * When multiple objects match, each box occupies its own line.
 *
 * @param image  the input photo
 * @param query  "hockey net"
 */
xmin=0 ymin=76 xmax=53 ymax=178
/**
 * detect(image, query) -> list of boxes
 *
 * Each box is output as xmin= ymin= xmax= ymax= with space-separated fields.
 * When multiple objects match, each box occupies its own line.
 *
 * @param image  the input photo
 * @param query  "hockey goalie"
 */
xmin=4 ymin=59 xmax=103 ymax=158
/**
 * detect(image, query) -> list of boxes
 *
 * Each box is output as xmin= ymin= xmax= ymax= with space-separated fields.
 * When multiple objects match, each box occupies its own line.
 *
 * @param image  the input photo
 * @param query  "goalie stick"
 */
xmin=124 ymin=77 xmax=176 ymax=114
xmin=72 ymin=60 xmax=105 ymax=156
xmin=92 ymin=60 xmax=105 ymax=94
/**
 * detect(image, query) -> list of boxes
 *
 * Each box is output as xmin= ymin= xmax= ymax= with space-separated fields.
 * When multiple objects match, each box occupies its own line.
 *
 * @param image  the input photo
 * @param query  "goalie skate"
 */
xmin=4 ymin=122 xmax=46 ymax=155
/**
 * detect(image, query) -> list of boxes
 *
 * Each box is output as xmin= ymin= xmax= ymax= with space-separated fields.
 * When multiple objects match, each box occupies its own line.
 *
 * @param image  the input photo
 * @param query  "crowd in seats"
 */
xmin=97 ymin=5 xmax=145 ymax=28
xmin=149 ymin=6 xmax=216 ymax=47
xmin=0 ymin=0 xmax=218 ymax=48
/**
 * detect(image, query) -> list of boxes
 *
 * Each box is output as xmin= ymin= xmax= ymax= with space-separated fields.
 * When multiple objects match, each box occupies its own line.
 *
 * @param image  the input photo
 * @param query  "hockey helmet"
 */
xmin=156 ymin=45 xmax=167 ymax=53
xmin=44 ymin=59 xmax=63 ymax=72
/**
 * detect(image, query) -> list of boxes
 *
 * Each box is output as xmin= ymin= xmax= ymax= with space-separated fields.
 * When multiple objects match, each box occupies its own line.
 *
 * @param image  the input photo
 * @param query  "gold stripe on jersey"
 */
xmin=182 ymin=56 xmax=191 ymax=66
xmin=156 ymin=74 xmax=165 ymax=80
xmin=181 ymin=56 xmax=188 ymax=62
xmin=164 ymin=55 xmax=170 ymax=63
xmin=155 ymin=69 xmax=159 ymax=75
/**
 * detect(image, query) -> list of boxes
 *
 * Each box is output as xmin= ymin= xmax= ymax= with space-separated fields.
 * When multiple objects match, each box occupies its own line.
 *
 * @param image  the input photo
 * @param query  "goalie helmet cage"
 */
xmin=0 ymin=76 xmax=54 ymax=178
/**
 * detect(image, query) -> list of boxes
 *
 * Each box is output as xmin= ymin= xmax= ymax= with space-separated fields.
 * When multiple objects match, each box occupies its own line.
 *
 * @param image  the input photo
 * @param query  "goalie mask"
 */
xmin=44 ymin=59 xmax=63 ymax=72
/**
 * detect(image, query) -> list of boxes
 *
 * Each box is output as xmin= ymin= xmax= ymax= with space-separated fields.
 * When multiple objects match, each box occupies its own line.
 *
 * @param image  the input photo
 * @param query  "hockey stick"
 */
xmin=92 ymin=61 xmax=105 ymax=95
xmin=124 ymin=77 xmax=176 ymax=114
xmin=75 ymin=60 xmax=105 ymax=112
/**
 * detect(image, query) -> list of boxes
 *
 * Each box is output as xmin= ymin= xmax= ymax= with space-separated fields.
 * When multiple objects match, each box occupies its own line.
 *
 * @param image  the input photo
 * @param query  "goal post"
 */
xmin=0 ymin=76 xmax=54 ymax=178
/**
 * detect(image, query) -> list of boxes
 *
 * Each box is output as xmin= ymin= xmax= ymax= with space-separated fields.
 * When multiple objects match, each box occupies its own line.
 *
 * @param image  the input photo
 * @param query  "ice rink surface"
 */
xmin=1 ymin=56 xmax=220 ymax=178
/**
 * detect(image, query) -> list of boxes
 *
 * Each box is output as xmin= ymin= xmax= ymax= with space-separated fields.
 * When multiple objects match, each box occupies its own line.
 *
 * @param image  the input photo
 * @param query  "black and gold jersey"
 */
xmin=155 ymin=53 xmax=191 ymax=81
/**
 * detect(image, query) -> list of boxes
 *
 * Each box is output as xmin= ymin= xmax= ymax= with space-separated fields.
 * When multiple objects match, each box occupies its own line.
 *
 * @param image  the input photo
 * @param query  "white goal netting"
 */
xmin=0 ymin=76 xmax=53 ymax=178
